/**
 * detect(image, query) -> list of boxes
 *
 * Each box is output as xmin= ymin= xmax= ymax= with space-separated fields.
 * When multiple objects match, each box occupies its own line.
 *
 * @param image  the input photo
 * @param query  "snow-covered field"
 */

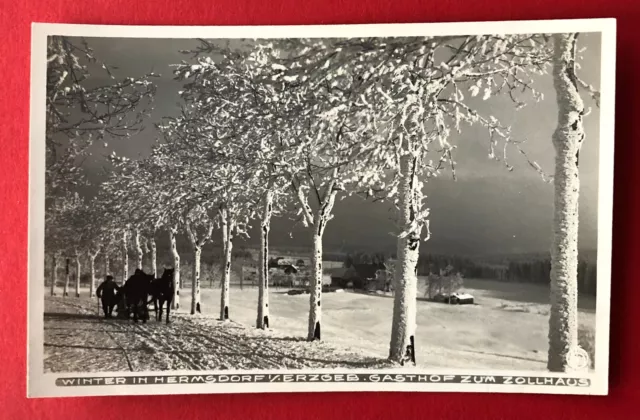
xmin=43 ymin=278 xmax=596 ymax=373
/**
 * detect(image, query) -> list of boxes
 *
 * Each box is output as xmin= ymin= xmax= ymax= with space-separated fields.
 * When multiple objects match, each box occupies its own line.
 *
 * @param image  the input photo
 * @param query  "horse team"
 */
xmin=96 ymin=267 xmax=176 ymax=324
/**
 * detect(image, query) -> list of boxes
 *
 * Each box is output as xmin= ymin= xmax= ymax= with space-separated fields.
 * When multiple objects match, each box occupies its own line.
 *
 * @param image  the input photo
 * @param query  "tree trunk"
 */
xmin=63 ymin=258 xmax=70 ymax=297
xmin=104 ymin=248 xmax=110 ymax=278
xmin=75 ymin=254 xmax=81 ymax=297
xmin=307 ymin=188 xmax=337 ymax=341
xmin=219 ymin=214 xmax=228 ymax=288
xmin=134 ymin=228 xmax=143 ymax=271
xmin=169 ymin=227 xmax=181 ymax=310
xmin=89 ymin=253 xmax=96 ymax=298
xmin=389 ymin=151 xmax=422 ymax=365
xmin=220 ymin=211 xmax=233 ymax=321
xmin=191 ymin=245 xmax=202 ymax=315
xmin=50 ymin=254 xmax=59 ymax=296
xmin=122 ymin=231 xmax=129 ymax=285
xmin=257 ymin=191 xmax=273 ymax=329
xmin=150 ymin=236 xmax=157 ymax=278
xmin=307 ymin=229 xmax=324 ymax=340
xmin=548 ymin=33 xmax=585 ymax=372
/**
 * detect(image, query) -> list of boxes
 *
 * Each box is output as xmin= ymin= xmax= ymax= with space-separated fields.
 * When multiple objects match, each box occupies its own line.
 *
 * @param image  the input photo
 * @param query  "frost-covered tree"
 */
xmin=148 ymin=234 xmax=158 ymax=279
xmin=153 ymin=131 xmax=255 ymax=321
xmin=46 ymin=191 xmax=102 ymax=297
xmin=167 ymin=36 xmax=555 ymax=349
xmin=46 ymin=36 xmax=156 ymax=204
xmin=142 ymin=137 xmax=221 ymax=310
xmin=46 ymin=204 xmax=64 ymax=296
xmin=101 ymin=150 xmax=173 ymax=287
xmin=45 ymin=190 xmax=84 ymax=296
xmin=271 ymin=35 xmax=554 ymax=356
xmin=249 ymin=163 xmax=292 ymax=330
xmin=96 ymin=173 xmax=135 ymax=285
xmin=46 ymin=36 xmax=157 ymax=295
xmin=283 ymin=118 xmax=378 ymax=341
xmin=167 ymin=224 xmax=181 ymax=309
xmin=547 ymin=33 xmax=600 ymax=372
xmin=262 ymin=42 xmax=382 ymax=341
xmin=146 ymin=129 xmax=213 ymax=312
xmin=79 ymin=201 xmax=118 ymax=292
xmin=168 ymin=50 xmax=272 ymax=322
xmin=187 ymin=41 xmax=375 ymax=337
xmin=184 ymin=205 xmax=215 ymax=315
xmin=133 ymin=227 xmax=144 ymax=271
xmin=78 ymin=195 xmax=118 ymax=297
xmin=72 ymin=200 xmax=102 ymax=298
xmin=87 ymin=245 xmax=101 ymax=298
xmin=147 ymin=114 xmax=251 ymax=316
xmin=172 ymin=41 xmax=296 ymax=329
xmin=217 ymin=180 xmax=255 ymax=322
xmin=97 ymin=229 xmax=120 ymax=283
xmin=73 ymin=252 xmax=81 ymax=298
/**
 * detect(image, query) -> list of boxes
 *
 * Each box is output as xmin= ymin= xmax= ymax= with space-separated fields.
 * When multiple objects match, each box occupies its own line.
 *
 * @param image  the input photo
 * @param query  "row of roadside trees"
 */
xmin=45 ymin=32 xmax=599 ymax=371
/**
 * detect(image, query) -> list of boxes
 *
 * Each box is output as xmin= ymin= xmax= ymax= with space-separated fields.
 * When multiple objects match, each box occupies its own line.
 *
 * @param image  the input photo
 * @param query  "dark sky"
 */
xmin=68 ymin=33 xmax=603 ymax=258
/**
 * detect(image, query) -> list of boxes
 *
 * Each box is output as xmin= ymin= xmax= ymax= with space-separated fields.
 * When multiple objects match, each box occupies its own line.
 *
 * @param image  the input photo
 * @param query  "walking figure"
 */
xmin=96 ymin=275 xmax=120 ymax=319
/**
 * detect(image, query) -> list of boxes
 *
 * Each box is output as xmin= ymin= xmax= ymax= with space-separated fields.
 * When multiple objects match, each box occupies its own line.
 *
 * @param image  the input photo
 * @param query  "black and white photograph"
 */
xmin=27 ymin=19 xmax=616 ymax=398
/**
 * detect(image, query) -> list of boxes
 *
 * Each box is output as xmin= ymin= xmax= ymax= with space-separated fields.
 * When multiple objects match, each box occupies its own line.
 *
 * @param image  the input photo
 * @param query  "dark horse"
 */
xmin=150 ymin=268 xmax=175 ymax=324
xmin=122 ymin=269 xmax=155 ymax=323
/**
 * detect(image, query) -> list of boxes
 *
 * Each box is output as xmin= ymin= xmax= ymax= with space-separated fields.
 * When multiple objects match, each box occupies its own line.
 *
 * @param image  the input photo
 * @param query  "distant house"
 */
xmin=268 ymin=257 xmax=301 ymax=268
xmin=330 ymin=263 xmax=388 ymax=290
xmin=328 ymin=267 xmax=351 ymax=287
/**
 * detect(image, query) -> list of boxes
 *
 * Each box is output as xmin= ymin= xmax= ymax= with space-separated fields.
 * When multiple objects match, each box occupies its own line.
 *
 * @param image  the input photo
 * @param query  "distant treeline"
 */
xmin=150 ymin=241 xmax=254 ymax=266
xmin=50 ymin=238 xmax=597 ymax=297
xmin=340 ymin=251 xmax=598 ymax=297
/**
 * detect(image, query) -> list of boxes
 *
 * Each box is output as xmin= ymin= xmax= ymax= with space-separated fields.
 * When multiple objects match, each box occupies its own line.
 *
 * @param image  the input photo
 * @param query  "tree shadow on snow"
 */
xmin=240 ymin=336 xmax=393 ymax=368
xmin=269 ymin=336 xmax=308 ymax=342
xmin=44 ymin=342 xmax=121 ymax=352
xmin=44 ymin=312 xmax=102 ymax=321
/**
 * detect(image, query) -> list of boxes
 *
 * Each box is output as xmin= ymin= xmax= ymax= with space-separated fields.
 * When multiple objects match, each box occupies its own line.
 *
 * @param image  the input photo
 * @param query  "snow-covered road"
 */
xmin=43 ymin=296 xmax=393 ymax=373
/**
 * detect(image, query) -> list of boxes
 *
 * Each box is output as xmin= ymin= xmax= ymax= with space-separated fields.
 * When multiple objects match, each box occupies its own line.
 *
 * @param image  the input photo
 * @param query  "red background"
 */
xmin=0 ymin=1 xmax=637 ymax=418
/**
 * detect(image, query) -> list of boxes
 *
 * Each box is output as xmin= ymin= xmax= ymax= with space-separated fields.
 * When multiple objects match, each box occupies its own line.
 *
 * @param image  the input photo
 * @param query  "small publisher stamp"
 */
xmin=567 ymin=346 xmax=590 ymax=372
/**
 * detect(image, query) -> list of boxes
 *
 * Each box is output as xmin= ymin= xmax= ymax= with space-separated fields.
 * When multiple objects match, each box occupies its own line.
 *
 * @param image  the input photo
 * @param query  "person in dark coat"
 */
xmin=96 ymin=275 xmax=120 ymax=318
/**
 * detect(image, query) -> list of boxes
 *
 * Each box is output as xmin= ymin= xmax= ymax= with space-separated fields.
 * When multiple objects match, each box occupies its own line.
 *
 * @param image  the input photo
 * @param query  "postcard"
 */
xmin=28 ymin=18 xmax=616 ymax=398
